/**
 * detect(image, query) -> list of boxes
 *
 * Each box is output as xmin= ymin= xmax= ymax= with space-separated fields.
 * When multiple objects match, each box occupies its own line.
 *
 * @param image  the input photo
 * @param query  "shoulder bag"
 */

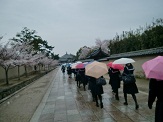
xmin=96 ymin=77 xmax=107 ymax=85
xmin=122 ymin=74 xmax=136 ymax=84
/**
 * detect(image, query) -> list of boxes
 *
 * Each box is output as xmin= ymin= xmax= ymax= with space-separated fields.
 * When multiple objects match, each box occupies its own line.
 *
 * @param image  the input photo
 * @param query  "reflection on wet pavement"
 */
xmin=38 ymin=70 xmax=155 ymax=122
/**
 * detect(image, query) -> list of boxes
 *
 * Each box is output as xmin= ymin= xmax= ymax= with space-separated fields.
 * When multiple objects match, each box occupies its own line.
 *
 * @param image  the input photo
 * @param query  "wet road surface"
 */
xmin=0 ymin=67 xmax=155 ymax=122
xmin=31 ymin=68 xmax=155 ymax=122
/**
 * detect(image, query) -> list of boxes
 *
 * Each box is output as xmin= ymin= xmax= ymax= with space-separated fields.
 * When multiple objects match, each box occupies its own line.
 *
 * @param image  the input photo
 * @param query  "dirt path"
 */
xmin=0 ymin=68 xmax=59 ymax=122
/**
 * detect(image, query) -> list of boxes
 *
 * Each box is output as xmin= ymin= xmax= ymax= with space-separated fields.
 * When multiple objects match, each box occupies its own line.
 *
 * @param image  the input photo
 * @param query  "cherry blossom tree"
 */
xmin=46 ymin=59 xmax=58 ymax=70
xmin=0 ymin=36 xmax=57 ymax=84
xmin=95 ymin=39 xmax=110 ymax=54
xmin=32 ymin=52 xmax=46 ymax=72
xmin=0 ymin=41 xmax=17 ymax=84
xmin=78 ymin=47 xmax=91 ymax=59
xmin=12 ymin=42 xmax=36 ymax=79
xmin=78 ymin=39 xmax=110 ymax=60
xmin=39 ymin=57 xmax=50 ymax=71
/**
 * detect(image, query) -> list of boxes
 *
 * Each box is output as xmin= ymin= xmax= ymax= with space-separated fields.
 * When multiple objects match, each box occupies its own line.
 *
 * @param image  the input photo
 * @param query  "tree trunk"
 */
xmin=5 ymin=68 xmax=9 ymax=85
xmin=39 ymin=64 xmax=41 ymax=72
xmin=18 ymin=65 xmax=20 ymax=80
xmin=24 ymin=65 xmax=28 ymax=77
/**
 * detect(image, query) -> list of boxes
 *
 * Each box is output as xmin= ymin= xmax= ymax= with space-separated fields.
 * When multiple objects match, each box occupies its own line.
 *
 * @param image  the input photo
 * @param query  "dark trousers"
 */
xmin=155 ymin=101 xmax=163 ymax=122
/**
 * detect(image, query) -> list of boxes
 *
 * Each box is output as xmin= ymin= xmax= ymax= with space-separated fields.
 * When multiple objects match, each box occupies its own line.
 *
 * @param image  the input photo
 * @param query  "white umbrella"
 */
xmin=113 ymin=58 xmax=135 ymax=64
xmin=76 ymin=61 xmax=82 ymax=63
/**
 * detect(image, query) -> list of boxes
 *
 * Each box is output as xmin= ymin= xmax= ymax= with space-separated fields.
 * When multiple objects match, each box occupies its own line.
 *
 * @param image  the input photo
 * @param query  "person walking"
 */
xmin=148 ymin=78 xmax=163 ymax=122
xmin=108 ymin=67 xmax=121 ymax=100
xmin=88 ymin=76 xmax=104 ymax=108
xmin=122 ymin=63 xmax=139 ymax=109
xmin=61 ymin=65 xmax=65 ymax=73
xmin=79 ymin=68 xmax=88 ymax=91
xmin=75 ymin=69 xmax=81 ymax=88
xmin=67 ymin=65 xmax=72 ymax=78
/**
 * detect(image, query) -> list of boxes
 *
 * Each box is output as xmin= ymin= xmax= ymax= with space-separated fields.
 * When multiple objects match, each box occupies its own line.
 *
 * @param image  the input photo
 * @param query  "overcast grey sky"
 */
xmin=0 ymin=0 xmax=163 ymax=56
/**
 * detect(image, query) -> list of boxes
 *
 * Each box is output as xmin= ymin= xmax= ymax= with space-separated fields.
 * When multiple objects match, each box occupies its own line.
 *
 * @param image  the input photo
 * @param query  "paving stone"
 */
xmin=30 ymin=68 xmax=155 ymax=122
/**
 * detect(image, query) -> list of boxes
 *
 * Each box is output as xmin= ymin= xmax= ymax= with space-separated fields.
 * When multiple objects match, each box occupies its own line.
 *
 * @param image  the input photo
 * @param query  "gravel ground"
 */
xmin=0 ymin=68 xmax=59 ymax=122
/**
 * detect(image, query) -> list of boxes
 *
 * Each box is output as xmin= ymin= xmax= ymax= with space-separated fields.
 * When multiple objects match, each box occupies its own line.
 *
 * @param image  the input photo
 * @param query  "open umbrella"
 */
xmin=107 ymin=62 xmax=124 ymax=70
xmin=113 ymin=58 xmax=135 ymax=64
xmin=85 ymin=61 xmax=108 ymax=78
xmin=76 ymin=61 xmax=82 ymax=63
xmin=142 ymin=56 xmax=163 ymax=80
xmin=71 ymin=63 xmax=77 ymax=69
xmin=75 ymin=63 xmax=85 ymax=69
xmin=107 ymin=62 xmax=113 ymax=67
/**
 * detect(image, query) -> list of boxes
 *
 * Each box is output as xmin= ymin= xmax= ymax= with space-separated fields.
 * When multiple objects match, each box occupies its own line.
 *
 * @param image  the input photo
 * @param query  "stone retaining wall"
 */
xmin=0 ymin=69 xmax=54 ymax=102
xmin=101 ymin=55 xmax=160 ymax=78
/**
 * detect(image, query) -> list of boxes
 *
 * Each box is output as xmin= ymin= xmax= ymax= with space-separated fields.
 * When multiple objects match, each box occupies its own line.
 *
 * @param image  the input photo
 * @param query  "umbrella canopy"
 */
xmin=85 ymin=61 xmax=108 ymax=78
xmin=61 ymin=63 xmax=66 ymax=66
xmin=113 ymin=58 xmax=135 ymax=64
xmin=76 ymin=61 xmax=82 ymax=63
xmin=142 ymin=56 xmax=163 ymax=80
xmin=107 ymin=62 xmax=113 ymax=67
xmin=107 ymin=62 xmax=124 ymax=70
xmin=75 ymin=63 xmax=85 ymax=69
xmin=71 ymin=63 xmax=77 ymax=69
xmin=66 ymin=63 xmax=72 ymax=67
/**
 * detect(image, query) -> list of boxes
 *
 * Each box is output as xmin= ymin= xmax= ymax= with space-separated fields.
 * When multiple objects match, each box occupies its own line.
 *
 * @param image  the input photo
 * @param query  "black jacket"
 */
xmin=108 ymin=68 xmax=121 ymax=89
xmin=122 ymin=64 xmax=138 ymax=94
xmin=148 ymin=78 xmax=163 ymax=122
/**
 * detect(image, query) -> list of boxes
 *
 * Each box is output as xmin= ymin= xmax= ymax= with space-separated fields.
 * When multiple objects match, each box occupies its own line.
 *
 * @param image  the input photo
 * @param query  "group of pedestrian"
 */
xmin=63 ymin=66 xmax=105 ymax=108
xmin=62 ymin=63 xmax=139 ymax=109
xmin=108 ymin=60 xmax=163 ymax=122
xmin=72 ymin=67 xmax=105 ymax=108
xmin=61 ymin=56 xmax=163 ymax=121
xmin=61 ymin=62 xmax=163 ymax=121
xmin=108 ymin=63 xmax=139 ymax=110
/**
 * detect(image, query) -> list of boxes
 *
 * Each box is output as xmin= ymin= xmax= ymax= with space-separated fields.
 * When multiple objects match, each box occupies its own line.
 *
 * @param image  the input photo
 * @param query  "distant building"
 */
xmin=86 ymin=47 xmax=110 ymax=60
xmin=59 ymin=52 xmax=75 ymax=63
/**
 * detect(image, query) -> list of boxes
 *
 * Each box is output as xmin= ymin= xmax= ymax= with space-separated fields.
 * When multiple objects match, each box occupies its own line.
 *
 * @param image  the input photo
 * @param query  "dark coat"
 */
xmin=79 ymin=69 xmax=88 ymax=85
xmin=108 ymin=68 xmax=121 ymax=90
xmin=122 ymin=64 xmax=138 ymax=94
xmin=148 ymin=78 xmax=163 ymax=122
xmin=75 ymin=70 xmax=81 ymax=81
xmin=88 ymin=77 xmax=104 ymax=95
xmin=67 ymin=66 xmax=72 ymax=75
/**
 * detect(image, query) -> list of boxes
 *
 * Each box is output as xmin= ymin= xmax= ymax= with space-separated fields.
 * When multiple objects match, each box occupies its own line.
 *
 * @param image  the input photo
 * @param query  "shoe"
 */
xmin=116 ymin=97 xmax=119 ymax=101
xmin=112 ymin=91 xmax=115 ymax=95
xmin=96 ymin=103 xmax=99 ymax=107
xmin=93 ymin=98 xmax=95 ymax=102
xmin=124 ymin=102 xmax=128 ymax=105
xmin=135 ymin=104 xmax=139 ymax=110
xmin=115 ymin=95 xmax=119 ymax=100
xmin=100 ymin=103 xmax=103 ymax=108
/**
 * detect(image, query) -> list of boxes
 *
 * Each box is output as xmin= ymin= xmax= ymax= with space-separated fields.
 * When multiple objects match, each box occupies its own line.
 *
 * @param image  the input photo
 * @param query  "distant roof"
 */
xmin=98 ymin=46 xmax=163 ymax=61
xmin=78 ymin=59 xmax=94 ymax=63
xmin=60 ymin=53 xmax=74 ymax=58
xmin=59 ymin=53 xmax=75 ymax=62
xmin=87 ymin=48 xmax=110 ymax=60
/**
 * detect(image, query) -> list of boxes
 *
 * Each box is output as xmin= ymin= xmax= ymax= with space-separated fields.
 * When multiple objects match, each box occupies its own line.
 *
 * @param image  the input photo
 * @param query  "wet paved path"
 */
xmin=30 ymin=68 xmax=155 ymax=122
